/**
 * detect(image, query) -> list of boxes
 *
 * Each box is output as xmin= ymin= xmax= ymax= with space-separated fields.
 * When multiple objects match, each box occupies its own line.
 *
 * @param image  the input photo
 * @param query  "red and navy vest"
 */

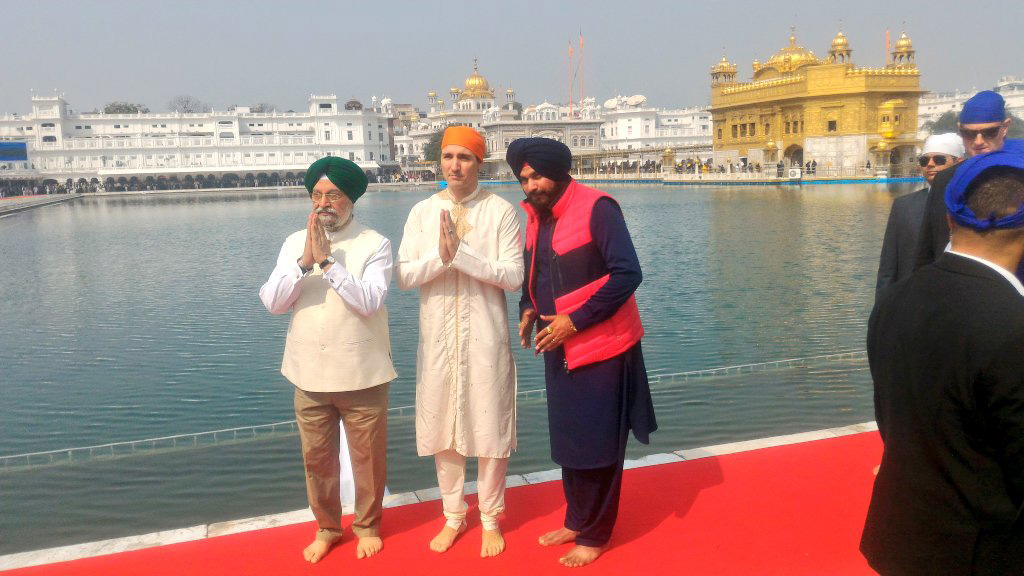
xmin=522 ymin=179 xmax=644 ymax=369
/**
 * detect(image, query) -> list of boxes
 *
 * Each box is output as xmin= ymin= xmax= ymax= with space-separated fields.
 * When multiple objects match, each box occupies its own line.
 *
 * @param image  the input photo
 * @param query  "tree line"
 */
xmin=99 ymin=97 xmax=279 ymax=115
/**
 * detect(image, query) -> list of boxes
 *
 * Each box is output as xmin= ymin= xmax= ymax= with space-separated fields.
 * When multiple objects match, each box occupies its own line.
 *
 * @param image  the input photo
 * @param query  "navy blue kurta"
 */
xmin=522 ymin=198 xmax=657 ymax=469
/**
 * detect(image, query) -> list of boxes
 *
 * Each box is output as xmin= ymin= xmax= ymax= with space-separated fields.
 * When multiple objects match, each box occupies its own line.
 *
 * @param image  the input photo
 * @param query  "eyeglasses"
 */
xmin=918 ymin=155 xmax=950 ymax=167
xmin=959 ymin=126 xmax=1003 ymax=140
xmin=311 ymin=191 xmax=345 ymax=202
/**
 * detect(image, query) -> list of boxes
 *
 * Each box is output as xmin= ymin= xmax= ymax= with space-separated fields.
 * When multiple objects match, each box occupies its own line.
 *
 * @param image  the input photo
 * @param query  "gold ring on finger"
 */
xmin=546 ymin=326 xmax=553 ymax=334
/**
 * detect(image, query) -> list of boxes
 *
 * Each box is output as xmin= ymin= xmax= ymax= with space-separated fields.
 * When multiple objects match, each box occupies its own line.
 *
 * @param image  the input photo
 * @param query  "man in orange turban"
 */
xmin=397 ymin=126 xmax=523 ymax=558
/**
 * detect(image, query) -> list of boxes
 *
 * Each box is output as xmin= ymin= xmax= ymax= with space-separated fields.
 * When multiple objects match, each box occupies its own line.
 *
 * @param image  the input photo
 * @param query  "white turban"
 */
xmin=921 ymin=133 xmax=965 ymax=159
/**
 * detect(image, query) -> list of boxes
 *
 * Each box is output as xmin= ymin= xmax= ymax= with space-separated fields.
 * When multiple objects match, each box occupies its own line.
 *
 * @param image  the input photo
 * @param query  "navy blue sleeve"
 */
xmin=568 ymin=198 xmax=642 ymax=331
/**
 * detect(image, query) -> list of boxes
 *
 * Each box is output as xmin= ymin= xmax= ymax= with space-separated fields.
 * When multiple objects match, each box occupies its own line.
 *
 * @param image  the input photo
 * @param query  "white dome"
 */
xmin=625 ymin=94 xmax=647 ymax=106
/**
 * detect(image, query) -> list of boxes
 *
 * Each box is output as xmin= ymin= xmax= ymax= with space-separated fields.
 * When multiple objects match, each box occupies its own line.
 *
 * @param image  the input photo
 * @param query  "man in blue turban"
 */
xmin=863 ymin=151 xmax=1024 ymax=574
xmin=508 ymin=137 xmax=657 ymax=567
xmin=260 ymin=156 xmax=395 ymax=562
xmin=915 ymin=90 xmax=1024 ymax=280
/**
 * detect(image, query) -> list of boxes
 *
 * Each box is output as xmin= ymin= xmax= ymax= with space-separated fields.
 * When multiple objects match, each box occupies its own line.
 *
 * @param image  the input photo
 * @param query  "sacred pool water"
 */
xmin=0 ymin=181 xmax=916 ymax=553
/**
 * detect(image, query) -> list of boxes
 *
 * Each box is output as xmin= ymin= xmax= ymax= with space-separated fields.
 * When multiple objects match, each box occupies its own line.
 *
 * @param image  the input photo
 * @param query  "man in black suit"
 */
xmin=876 ymin=133 xmax=964 ymax=299
xmin=862 ymin=151 xmax=1024 ymax=576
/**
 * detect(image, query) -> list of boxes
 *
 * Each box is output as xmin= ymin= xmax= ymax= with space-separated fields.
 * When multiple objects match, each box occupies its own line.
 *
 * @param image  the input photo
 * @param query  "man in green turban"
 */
xmin=260 ymin=156 xmax=395 ymax=562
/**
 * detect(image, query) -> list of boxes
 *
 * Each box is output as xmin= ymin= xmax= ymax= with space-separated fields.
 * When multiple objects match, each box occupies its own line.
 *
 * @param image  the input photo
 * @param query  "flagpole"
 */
xmin=568 ymin=42 xmax=574 ymax=118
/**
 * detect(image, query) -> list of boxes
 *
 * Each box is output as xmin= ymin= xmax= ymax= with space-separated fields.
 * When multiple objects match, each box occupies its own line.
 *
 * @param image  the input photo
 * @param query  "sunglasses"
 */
xmin=959 ymin=126 xmax=1003 ymax=140
xmin=918 ymin=155 xmax=950 ymax=167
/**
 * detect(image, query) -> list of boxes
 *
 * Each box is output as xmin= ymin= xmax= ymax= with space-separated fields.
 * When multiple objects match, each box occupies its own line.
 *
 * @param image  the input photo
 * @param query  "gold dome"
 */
xmin=831 ymin=31 xmax=849 ymax=50
xmin=758 ymin=31 xmax=820 ymax=76
xmin=894 ymin=32 xmax=913 ymax=52
xmin=459 ymin=61 xmax=495 ymax=100
xmin=711 ymin=55 xmax=737 ymax=74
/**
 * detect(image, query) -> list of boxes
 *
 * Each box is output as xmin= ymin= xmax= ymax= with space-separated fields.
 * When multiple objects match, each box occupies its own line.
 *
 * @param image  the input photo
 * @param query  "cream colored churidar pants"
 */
xmin=434 ymin=449 xmax=508 ymax=531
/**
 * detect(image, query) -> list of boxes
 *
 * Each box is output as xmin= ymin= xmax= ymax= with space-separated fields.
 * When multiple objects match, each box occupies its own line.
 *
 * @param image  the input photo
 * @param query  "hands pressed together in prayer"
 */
xmin=519 ymin=309 xmax=577 ymax=354
xmin=438 ymin=210 xmax=460 ymax=265
xmin=300 ymin=211 xmax=334 ymax=272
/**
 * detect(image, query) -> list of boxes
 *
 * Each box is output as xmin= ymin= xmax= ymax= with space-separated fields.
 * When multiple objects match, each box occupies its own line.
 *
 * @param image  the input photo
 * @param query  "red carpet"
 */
xmin=4 ymin=432 xmax=881 ymax=575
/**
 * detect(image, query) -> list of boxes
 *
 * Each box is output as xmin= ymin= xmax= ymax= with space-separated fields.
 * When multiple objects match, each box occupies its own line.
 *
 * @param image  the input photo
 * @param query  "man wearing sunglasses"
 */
xmin=914 ymin=91 xmax=1024 ymax=278
xmin=876 ymin=133 xmax=964 ymax=298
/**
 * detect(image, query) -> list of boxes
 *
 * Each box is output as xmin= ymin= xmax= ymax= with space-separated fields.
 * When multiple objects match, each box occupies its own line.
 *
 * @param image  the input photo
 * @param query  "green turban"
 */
xmin=303 ymin=157 xmax=368 ymax=203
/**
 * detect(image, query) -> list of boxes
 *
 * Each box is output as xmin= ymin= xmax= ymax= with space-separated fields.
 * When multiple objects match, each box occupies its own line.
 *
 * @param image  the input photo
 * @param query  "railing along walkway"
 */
xmin=0 ymin=350 xmax=867 ymax=472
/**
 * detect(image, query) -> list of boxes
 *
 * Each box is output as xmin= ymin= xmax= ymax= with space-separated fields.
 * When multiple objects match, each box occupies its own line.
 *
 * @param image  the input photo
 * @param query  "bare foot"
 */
xmin=429 ymin=522 xmax=466 ymax=553
xmin=559 ymin=544 xmax=604 ymax=567
xmin=302 ymin=538 xmax=336 ymax=564
xmin=538 ymin=527 xmax=578 ymax=546
xmin=356 ymin=536 xmax=383 ymax=559
xmin=481 ymin=527 xmax=505 ymax=557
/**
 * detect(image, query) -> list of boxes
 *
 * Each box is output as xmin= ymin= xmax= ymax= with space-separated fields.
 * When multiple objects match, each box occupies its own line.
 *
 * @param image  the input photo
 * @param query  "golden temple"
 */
xmin=710 ymin=28 xmax=923 ymax=172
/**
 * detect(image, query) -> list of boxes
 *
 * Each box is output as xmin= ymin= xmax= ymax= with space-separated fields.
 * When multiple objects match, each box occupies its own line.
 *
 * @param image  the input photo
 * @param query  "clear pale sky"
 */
xmin=4 ymin=0 xmax=1021 ymax=115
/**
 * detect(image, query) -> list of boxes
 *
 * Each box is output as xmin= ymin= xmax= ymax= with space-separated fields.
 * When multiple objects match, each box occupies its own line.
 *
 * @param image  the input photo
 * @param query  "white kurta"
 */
xmin=397 ymin=187 xmax=524 ymax=458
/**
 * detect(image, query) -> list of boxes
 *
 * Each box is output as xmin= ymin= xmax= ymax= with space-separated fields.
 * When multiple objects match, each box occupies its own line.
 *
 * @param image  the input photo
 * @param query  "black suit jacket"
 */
xmin=876 ymin=187 xmax=928 ymax=300
xmin=914 ymin=165 xmax=956 ymax=271
xmin=863 ymin=254 xmax=1024 ymax=576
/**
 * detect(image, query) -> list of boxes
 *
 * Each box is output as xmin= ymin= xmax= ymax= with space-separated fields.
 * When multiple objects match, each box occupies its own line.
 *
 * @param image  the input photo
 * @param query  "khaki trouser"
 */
xmin=294 ymin=383 xmax=388 ymax=539
xmin=434 ymin=449 xmax=508 ymax=531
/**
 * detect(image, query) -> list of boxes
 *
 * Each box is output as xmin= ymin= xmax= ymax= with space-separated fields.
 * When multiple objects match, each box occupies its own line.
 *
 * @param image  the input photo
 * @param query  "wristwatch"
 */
xmin=296 ymin=258 xmax=312 ymax=275
xmin=319 ymin=256 xmax=336 ymax=269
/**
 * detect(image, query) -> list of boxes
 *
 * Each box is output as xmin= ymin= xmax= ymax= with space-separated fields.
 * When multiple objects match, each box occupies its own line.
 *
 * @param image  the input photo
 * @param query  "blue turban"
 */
xmin=959 ymin=90 xmax=1006 ymax=124
xmin=945 ymin=150 xmax=1024 ymax=230
xmin=506 ymin=137 xmax=572 ymax=181
xmin=303 ymin=157 xmax=368 ymax=203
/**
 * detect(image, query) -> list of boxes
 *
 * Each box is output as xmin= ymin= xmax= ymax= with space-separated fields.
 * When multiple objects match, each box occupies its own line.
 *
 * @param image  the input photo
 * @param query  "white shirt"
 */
xmin=259 ymin=228 xmax=392 ymax=317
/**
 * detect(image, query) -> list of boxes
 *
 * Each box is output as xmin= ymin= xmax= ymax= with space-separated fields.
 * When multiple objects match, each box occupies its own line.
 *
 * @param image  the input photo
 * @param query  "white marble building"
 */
xmin=481 ymin=98 xmax=603 ymax=176
xmin=600 ymin=95 xmax=712 ymax=151
xmin=400 ymin=62 xmax=519 ymax=164
xmin=0 ymin=93 xmax=398 ymax=186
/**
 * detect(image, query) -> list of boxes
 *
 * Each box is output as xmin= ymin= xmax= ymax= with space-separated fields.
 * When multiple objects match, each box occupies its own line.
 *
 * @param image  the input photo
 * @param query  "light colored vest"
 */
xmin=280 ymin=218 xmax=397 ymax=392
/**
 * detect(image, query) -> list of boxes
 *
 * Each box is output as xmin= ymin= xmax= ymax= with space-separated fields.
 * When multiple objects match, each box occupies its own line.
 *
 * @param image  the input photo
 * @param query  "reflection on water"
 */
xmin=0 ymin=182 xmax=915 ymax=553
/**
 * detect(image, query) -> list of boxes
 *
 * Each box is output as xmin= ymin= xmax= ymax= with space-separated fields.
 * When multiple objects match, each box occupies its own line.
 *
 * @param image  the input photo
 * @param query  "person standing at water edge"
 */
xmin=875 ymin=132 xmax=963 ymax=298
xmin=397 ymin=126 xmax=523 ymax=558
xmin=862 ymin=151 xmax=1024 ymax=575
xmin=509 ymin=137 xmax=657 ymax=568
xmin=259 ymin=157 xmax=395 ymax=563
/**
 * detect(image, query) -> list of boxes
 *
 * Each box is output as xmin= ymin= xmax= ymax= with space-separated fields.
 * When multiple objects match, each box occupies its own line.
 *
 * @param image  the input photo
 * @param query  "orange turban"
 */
xmin=441 ymin=126 xmax=485 ymax=162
